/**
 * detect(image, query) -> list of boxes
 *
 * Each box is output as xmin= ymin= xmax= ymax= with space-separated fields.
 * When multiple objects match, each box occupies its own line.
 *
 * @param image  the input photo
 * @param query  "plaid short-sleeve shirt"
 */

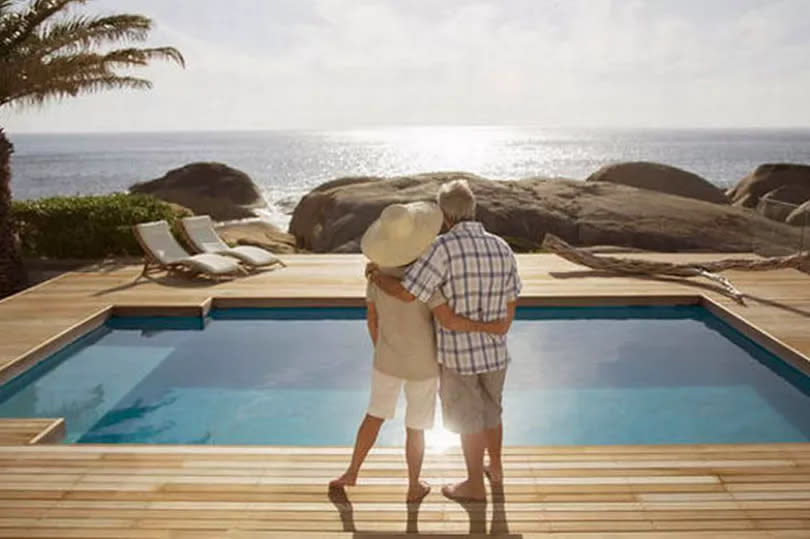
xmin=403 ymin=221 xmax=521 ymax=374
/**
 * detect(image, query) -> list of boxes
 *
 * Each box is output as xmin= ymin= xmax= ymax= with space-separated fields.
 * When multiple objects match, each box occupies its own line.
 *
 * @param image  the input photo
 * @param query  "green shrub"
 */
xmin=11 ymin=193 xmax=190 ymax=259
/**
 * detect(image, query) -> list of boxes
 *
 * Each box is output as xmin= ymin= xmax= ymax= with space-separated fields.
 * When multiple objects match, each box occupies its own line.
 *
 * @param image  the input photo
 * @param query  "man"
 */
xmin=369 ymin=179 xmax=521 ymax=502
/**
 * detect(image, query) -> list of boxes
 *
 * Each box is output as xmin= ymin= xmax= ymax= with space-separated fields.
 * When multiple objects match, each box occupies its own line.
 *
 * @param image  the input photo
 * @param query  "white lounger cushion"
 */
xmin=181 ymin=216 xmax=283 ymax=267
xmin=181 ymin=216 xmax=230 ymax=252
xmin=221 ymin=245 xmax=281 ymax=267
xmin=135 ymin=221 xmax=241 ymax=275
xmin=136 ymin=221 xmax=190 ymax=264
xmin=179 ymin=253 xmax=242 ymax=275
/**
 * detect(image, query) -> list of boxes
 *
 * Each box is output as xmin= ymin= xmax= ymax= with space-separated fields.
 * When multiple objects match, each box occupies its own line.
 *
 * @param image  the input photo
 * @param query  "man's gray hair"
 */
xmin=437 ymin=179 xmax=476 ymax=222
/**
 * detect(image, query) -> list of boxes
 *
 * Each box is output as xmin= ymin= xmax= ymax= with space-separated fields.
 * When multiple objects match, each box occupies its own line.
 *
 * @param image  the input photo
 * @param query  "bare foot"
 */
xmin=329 ymin=471 xmax=357 ymax=489
xmin=407 ymin=480 xmax=431 ymax=503
xmin=484 ymin=463 xmax=503 ymax=484
xmin=441 ymin=479 xmax=486 ymax=502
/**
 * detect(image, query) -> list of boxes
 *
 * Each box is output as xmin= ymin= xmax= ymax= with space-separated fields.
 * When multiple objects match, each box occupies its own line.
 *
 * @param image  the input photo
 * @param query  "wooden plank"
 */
xmin=28 ymin=418 xmax=66 ymax=445
xmin=0 ymin=443 xmax=805 ymax=534
xmin=0 ymin=419 xmax=65 ymax=446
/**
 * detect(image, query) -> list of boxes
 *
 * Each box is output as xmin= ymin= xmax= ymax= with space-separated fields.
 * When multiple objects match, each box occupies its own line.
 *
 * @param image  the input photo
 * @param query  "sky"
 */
xmin=3 ymin=0 xmax=810 ymax=133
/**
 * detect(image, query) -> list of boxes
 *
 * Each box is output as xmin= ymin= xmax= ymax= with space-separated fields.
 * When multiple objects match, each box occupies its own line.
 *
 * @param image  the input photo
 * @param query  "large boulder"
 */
xmin=727 ymin=163 xmax=810 ymax=208
xmin=586 ymin=162 xmax=728 ymax=204
xmin=130 ymin=162 xmax=267 ymax=220
xmin=289 ymin=172 xmax=803 ymax=254
xmin=216 ymin=220 xmax=299 ymax=254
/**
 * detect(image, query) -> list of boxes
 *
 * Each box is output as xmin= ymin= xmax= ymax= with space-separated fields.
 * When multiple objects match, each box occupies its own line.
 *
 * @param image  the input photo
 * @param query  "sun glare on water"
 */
xmin=343 ymin=126 xmax=508 ymax=176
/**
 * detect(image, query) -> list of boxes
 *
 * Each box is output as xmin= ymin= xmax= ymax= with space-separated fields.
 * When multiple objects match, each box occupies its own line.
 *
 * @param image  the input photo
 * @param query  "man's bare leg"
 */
xmin=405 ymin=428 xmax=430 ymax=502
xmin=442 ymin=430 xmax=487 ymax=502
xmin=330 ymin=414 xmax=384 ymax=488
xmin=484 ymin=422 xmax=503 ymax=483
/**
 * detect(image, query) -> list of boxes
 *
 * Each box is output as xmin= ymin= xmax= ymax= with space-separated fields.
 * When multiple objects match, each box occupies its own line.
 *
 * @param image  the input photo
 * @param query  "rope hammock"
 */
xmin=541 ymin=233 xmax=810 ymax=305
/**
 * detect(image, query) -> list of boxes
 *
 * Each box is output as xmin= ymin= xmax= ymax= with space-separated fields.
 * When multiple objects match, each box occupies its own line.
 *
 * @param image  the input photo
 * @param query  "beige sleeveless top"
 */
xmin=366 ymin=267 xmax=445 ymax=380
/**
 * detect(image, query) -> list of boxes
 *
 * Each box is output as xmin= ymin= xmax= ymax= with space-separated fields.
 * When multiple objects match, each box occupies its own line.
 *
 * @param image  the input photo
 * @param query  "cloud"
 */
xmin=4 ymin=0 xmax=810 ymax=132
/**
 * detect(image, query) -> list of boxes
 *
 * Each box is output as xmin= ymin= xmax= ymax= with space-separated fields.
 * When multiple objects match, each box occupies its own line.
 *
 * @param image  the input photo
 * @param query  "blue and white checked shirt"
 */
xmin=403 ymin=221 xmax=521 ymax=375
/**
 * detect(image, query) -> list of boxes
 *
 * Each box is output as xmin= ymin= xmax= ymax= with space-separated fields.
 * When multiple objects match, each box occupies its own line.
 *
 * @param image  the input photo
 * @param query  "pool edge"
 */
xmin=0 ymin=306 xmax=112 ymax=386
xmin=701 ymin=296 xmax=810 ymax=377
xmin=4 ymin=292 xmax=809 ymax=386
xmin=2 ymin=292 xmax=809 ymax=448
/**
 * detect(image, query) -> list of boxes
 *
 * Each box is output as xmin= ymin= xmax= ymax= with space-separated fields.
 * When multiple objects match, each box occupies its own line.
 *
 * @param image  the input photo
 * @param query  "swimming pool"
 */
xmin=0 ymin=306 xmax=808 ymax=446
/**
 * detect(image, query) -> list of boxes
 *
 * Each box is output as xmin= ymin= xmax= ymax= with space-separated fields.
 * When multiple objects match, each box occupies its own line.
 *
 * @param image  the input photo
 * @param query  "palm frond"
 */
xmin=37 ymin=14 xmax=152 ymax=56
xmin=0 ymin=0 xmax=184 ymax=108
xmin=0 ymin=1 xmax=16 ymax=15
xmin=1 ymin=58 xmax=154 ymax=106
xmin=9 ymin=74 xmax=152 ymax=107
xmin=103 ymin=46 xmax=184 ymax=69
xmin=0 ymin=12 xmax=23 ymax=49
xmin=0 ymin=0 xmax=87 ymax=51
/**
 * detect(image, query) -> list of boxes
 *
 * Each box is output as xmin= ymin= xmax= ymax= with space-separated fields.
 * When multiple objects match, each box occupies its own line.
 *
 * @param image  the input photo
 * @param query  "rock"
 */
xmin=727 ymin=163 xmax=810 ymax=208
xmin=215 ymin=220 xmax=299 ymax=254
xmin=786 ymin=200 xmax=810 ymax=227
xmin=290 ymin=172 xmax=479 ymax=252
xmin=289 ymin=172 xmax=803 ymax=254
xmin=333 ymin=239 xmax=361 ymax=253
xmin=757 ymin=184 xmax=810 ymax=222
xmin=130 ymin=162 xmax=267 ymax=221
xmin=586 ymin=162 xmax=728 ymax=204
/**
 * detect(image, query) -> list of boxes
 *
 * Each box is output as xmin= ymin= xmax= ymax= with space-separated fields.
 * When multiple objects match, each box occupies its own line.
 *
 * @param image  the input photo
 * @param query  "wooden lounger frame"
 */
xmin=131 ymin=224 xmax=247 ymax=281
xmin=176 ymin=217 xmax=287 ymax=271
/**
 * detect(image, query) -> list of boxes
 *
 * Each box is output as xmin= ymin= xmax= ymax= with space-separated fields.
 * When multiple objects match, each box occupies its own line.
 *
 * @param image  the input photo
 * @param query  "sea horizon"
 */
xmin=9 ymin=126 xmax=810 ymax=229
xmin=9 ymin=125 xmax=810 ymax=136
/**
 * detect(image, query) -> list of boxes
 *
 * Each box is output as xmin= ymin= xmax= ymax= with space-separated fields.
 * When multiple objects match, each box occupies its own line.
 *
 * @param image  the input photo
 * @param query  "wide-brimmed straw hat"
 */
xmin=361 ymin=202 xmax=443 ymax=267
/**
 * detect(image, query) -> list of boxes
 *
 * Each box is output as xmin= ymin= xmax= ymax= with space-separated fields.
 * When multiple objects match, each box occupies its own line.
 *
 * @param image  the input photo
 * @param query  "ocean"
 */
xmin=8 ymin=127 xmax=810 ymax=229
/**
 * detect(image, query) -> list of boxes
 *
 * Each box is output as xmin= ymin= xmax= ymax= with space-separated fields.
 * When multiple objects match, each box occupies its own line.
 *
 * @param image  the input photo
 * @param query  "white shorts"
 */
xmin=367 ymin=369 xmax=438 ymax=430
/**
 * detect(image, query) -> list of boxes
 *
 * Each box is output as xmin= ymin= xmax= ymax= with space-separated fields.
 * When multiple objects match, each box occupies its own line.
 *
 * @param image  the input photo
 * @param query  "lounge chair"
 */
xmin=133 ymin=220 xmax=245 ymax=279
xmin=180 ymin=215 xmax=285 ymax=270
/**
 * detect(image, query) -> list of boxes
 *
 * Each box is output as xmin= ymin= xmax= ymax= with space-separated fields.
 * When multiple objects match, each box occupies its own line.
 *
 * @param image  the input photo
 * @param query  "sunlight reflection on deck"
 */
xmin=426 ymin=426 xmax=459 ymax=452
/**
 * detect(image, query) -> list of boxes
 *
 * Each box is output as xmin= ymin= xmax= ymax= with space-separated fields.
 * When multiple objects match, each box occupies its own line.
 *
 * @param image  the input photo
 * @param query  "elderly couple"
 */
xmin=329 ymin=180 xmax=521 ymax=503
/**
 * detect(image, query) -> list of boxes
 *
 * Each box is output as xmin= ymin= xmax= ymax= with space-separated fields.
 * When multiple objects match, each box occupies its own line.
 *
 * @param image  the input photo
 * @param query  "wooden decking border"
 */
xmin=0 ymin=418 xmax=65 ymax=445
xmin=0 ymin=443 xmax=808 ymax=537
xmin=0 ymin=254 xmax=808 ymax=537
xmin=700 ymin=296 xmax=810 ymax=377
xmin=0 ymin=306 xmax=112 ymax=386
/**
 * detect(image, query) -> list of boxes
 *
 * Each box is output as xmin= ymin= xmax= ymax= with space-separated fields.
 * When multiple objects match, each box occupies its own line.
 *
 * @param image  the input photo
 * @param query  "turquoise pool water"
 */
xmin=0 ymin=306 xmax=808 ymax=445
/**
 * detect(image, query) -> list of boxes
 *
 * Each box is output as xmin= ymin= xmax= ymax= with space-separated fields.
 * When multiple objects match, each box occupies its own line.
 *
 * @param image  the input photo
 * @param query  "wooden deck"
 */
xmin=0 ymin=444 xmax=809 ymax=537
xmin=0 ymin=419 xmax=64 ymax=446
xmin=0 ymin=254 xmax=809 ymax=537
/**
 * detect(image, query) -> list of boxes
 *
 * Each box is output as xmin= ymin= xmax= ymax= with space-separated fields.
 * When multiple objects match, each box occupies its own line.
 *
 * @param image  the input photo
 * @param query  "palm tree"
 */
xmin=0 ymin=0 xmax=184 ymax=297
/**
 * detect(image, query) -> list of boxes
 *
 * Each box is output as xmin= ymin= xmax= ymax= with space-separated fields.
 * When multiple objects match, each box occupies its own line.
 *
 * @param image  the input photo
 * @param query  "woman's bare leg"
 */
xmin=405 ymin=428 xmax=430 ymax=502
xmin=330 ymin=414 xmax=384 ymax=488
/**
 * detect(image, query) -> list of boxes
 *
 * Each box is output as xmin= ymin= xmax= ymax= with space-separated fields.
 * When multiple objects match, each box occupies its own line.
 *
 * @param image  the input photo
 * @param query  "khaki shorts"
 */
xmin=440 ymin=366 xmax=506 ymax=435
xmin=367 ymin=369 xmax=438 ymax=430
